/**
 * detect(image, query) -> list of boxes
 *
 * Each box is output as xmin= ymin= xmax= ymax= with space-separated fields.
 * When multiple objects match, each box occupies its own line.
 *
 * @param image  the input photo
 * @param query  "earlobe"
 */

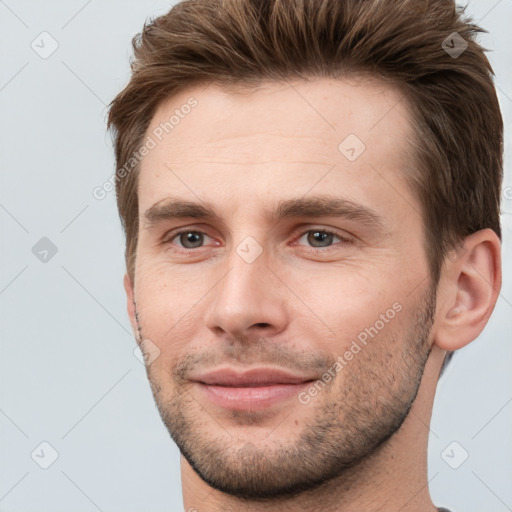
xmin=124 ymin=273 xmax=139 ymax=341
xmin=433 ymin=229 xmax=501 ymax=352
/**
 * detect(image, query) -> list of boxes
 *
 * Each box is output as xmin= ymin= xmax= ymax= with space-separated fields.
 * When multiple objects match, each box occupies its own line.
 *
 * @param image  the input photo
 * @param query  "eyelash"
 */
xmin=162 ymin=227 xmax=353 ymax=252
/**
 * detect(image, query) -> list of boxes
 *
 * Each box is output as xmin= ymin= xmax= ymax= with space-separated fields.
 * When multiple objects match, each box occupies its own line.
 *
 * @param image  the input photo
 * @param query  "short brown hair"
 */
xmin=108 ymin=0 xmax=503 ymax=291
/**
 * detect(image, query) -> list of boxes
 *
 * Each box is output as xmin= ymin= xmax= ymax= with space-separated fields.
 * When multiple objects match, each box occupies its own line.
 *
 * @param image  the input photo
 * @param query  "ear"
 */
xmin=124 ymin=273 xmax=139 ymax=342
xmin=433 ymin=228 xmax=501 ymax=351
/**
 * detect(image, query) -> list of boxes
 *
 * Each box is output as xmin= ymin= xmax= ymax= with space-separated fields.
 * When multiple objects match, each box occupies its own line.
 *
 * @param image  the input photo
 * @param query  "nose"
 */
xmin=204 ymin=245 xmax=289 ymax=342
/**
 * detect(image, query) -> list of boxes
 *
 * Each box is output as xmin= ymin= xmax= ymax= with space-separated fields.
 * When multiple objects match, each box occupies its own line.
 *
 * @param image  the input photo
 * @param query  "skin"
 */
xmin=124 ymin=77 xmax=501 ymax=512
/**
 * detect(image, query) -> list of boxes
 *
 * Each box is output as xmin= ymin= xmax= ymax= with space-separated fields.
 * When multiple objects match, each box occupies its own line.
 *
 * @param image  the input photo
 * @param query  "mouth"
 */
xmin=190 ymin=367 xmax=316 ymax=410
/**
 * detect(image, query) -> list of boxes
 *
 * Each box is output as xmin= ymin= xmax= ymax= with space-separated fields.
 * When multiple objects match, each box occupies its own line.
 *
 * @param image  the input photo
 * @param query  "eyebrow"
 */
xmin=143 ymin=196 xmax=385 ymax=229
xmin=142 ymin=195 xmax=386 ymax=230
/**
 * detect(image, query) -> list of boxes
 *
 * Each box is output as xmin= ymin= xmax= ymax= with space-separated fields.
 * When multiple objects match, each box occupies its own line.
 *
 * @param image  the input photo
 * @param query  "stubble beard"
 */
xmin=141 ymin=287 xmax=436 ymax=501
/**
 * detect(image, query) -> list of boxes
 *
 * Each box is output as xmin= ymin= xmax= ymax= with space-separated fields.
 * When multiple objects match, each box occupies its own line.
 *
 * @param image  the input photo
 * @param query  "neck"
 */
xmin=181 ymin=345 xmax=446 ymax=512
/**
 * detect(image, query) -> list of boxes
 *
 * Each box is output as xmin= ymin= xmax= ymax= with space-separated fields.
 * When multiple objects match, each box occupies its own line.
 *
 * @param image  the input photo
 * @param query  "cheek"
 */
xmin=133 ymin=264 xmax=200 ymax=367
xmin=133 ymin=245 xmax=414 ymax=376
xmin=134 ymin=259 xmax=242 ymax=377
xmin=282 ymin=264 xmax=405 ymax=347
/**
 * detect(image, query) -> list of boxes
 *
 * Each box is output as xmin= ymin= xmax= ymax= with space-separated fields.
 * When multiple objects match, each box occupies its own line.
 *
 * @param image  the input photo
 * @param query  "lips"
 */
xmin=192 ymin=367 xmax=315 ymax=387
xmin=190 ymin=367 xmax=316 ymax=410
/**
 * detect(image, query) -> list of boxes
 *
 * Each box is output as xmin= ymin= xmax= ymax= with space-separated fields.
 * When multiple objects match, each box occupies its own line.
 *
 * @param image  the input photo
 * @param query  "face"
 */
xmin=127 ymin=77 xmax=437 ymax=499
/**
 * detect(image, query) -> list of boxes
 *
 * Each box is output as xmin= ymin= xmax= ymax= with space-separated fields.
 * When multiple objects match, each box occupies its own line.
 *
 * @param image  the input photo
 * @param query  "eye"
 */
xmin=164 ymin=229 xmax=214 ymax=249
xmin=162 ymin=227 xmax=352 ymax=252
xmin=295 ymin=228 xmax=352 ymax=249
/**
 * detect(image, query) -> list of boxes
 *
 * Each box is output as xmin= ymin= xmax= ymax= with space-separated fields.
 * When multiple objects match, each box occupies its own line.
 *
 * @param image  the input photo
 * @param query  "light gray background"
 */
xmin=0 ymin=1 xmax=511 ymax=511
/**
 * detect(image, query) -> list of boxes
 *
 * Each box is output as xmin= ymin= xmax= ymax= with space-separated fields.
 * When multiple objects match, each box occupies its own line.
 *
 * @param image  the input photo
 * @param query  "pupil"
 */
xmin=181 ymin=232 xmax=202 ymax=248
xmin=308 ymin=231 xmax=333 ymax=247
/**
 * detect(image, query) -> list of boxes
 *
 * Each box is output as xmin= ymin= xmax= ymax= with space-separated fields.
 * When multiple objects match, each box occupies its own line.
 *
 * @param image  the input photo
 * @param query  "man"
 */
xmin=107 ymin=0 xmax=503 ymax=510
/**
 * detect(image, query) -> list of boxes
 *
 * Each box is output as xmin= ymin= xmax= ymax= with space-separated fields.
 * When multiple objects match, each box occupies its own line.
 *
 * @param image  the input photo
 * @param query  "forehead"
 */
xmin=138 ymin=77 xmax=416 ymax=219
